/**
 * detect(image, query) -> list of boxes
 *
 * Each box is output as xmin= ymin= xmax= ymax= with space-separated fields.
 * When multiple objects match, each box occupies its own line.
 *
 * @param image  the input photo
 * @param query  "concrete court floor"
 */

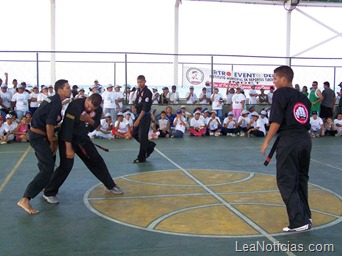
xmin=0 ymin=134 xmax=341 ymax=256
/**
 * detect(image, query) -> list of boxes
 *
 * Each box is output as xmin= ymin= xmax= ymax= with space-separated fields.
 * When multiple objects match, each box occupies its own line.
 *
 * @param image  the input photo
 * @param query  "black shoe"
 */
xmin=146 ymin=141 xmax=156 ymax=158
xmin=132 ymin=158 xmax=146 ymax=163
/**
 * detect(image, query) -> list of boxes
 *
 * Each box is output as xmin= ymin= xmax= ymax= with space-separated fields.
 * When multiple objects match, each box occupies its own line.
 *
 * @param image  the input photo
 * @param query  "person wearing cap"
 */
xmin=236 ymin=109 xmax=250 ymax=136
xmin=309 ymin=111 xmax=324 ymax=138
xmin=128 ymin=87 xmax=137 ymax=104
xmin=0 ymin=114 xmax=18 ymax=144
xmin=88 ymin=85 xmax=98 ymax=97
xmin=211 ymin=87 xmax=224 ymax=121
xmin=37 ymin=86 xmax=49 ymax=106
xmin=258 ymin=87 xmax=269 ymax=104
xmin=222 ymin=112 xmax=238 ymax=136
xmin=29 ymin=86 xmax=39 ymax=115
xmin=113 ymin=85 xmax=124 ymax=113
xmin=0 ymin=83 xmax=12 ymax=120
xmin=17 ymin=79 xmax=72 ymax=215
xmin=102 ymin=84 xmax=116 ymax=123
xmin=170 ymin=109 xmax=187 ymax=138
xmin=199 ymin=87 xmax=210 ymax=104
xmin=180 ymin=105 xmax=191 ymax=122
xmin=158 ymin=111 xmax=170 ymax=138
xmin=132 ymin=75 xmax=155 ymax=163
xmin=260 ymin=65 xmax=312 ymax=232
xmin=151 ymin=87 xmax=160 ymax=105
xmin=42 ymin=93 xmax=123 ymax=207
xmin=231 ymin=86 xmax=246 ymax=119
xmin=246 ymin=111 xmax=266 ymax=137
xmin=225 ymin=87 xmax=235 ymax=105
xmin=334 ymin=113 xmax=342 ymax=136
xmin=112 ymin=112 xmax=132 ymax=139
xmin=11 ymin=84 xmax=30 ymax=121
xmin=169 ymin=85 xmax=180 ymax=104
xmin=309 ymin=81 xmax=323 ymax=116
xmin=91 ymin=113 xmax=114 ymax=140
xmin=159 ymin=86 xmax=170 ymax=105
xmin=259 ymin=110 xmax=270 ymax=132
xmin=206 ymin=111 xmax=221 ymax=136
xmin=75 ymin=88 xmax=87 ymax=99
xmin=267 ymin=86 xmax=275 ymax=104
xmin=185 ymin=86 xmax=198 ymax=105
xmin=189 ymin=110 xmax=206 ymax=137
xmin=249 ymin=84 xmax=258 ymax=105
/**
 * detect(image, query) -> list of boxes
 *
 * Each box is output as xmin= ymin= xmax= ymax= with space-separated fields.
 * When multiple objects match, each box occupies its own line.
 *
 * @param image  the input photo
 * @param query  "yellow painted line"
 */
xmin=0 ymin=145 xmax=31 ymax=193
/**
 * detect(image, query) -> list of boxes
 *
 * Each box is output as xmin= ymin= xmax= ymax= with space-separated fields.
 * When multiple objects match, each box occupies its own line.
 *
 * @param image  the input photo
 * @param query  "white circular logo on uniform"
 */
xmin=145 ymin=97 xmax=149 ymax=102
xmin=293 ymin=103 xmax=308 ymax=125
xmin=186 ymin=67 xmax=204 ymax=85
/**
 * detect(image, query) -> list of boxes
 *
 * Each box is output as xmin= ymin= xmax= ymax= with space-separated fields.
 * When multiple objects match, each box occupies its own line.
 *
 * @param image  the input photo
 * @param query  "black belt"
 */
xmin=264 ymin=136 xmax=279 ymax=166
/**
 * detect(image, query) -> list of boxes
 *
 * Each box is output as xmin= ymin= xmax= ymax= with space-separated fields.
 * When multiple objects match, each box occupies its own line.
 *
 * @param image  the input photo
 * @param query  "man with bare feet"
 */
xmin=17 ymin=79 xmax=71 ymax=214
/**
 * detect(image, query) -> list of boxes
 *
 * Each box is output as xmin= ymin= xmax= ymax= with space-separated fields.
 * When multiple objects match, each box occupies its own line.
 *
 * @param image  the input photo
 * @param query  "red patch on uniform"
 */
xmin=293 ymin=103 xmax=308 ymax=125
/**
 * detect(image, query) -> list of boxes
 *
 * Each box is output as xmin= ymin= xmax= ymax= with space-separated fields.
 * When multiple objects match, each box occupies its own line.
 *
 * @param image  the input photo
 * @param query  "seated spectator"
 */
xmin=207 ymin=111 xmax=221 ymax=136
xmin=0 ymin=114 xmax=18 ymax=144
xmin=324 ymin=118 xmax=337 ymax=136
xmin=180 ymin=105 xmax=191 ymax=129
xmin=14 ymin=116 xmax=29 ymax=142
xmin=124 ymin=111 xmax=134 ymax=129
xmin=171 ymin=109 xmax=186 ymax=138
xmin=226 ymin=87 xmax=235 ymax=105
xmin=221 ymin=112 xmax=238 ymax=136
xmin=158 ymin=111 xmax=170 ymax=138
xmin=309 ymin=111 xmax=324 ymax=138
xmin=246 ymin=111 xmax=266 ymax=137
xmin=185 ymin=86 xmax=198 ymax=104
xmin=148 ymin=112 xmax=160 ymax=140
xmin=259 ymin=110 xmax=270 ymax=132
xmin=333 ymin=113 xmax=342 ymax=136
xmin=159 ymin=87 xmax=170 ymax=105
xmin=112 ymin=112 xmax=132 ymax=139
xmin=199 ymin=87 xmax=210 ymax=104
xmin=201 ymin=109 xmax=210 ymax=124
xmin=248 ymin=105 xmax=256 ymax=119
xmin=258 ymin=87 xmax=268 ymax=104
xmin=89 ymin=113 xmax=114 ymax=139
xmin=24 ymin=111 xmax=32 ymax=128
xmin=152 ymin=87 xmax=160 ymax=104
xmin=189 ymin=111 xmax=206 ymax=137
xmin=236 ymin=109 xmax=250 ymax=137
xmin=165 ymin=106 xmax=176 ymax=129
xmin=169 ymin=85 xmax=179 ymax=104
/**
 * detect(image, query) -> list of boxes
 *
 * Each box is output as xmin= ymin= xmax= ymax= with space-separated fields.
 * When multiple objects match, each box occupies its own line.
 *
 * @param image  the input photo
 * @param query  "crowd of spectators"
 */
xmin=1 ymin=74 xmax=342 ymax=145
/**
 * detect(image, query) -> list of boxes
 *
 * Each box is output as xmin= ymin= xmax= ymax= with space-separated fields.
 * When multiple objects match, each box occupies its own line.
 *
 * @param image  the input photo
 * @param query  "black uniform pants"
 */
xmin=276 ymin=132 xmax=312 ymax=228
xmin=133 ymin=113 xmax=151 ymax=161
xmin=24 ymin=131 xmax=56 ymax=199
xmin=44 ymin=137 xmax=116 ymax=197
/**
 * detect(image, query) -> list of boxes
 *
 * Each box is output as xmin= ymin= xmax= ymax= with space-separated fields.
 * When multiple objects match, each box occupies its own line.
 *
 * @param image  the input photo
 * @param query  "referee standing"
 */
xmin=132 ymin=75 xmax=155 ymax=163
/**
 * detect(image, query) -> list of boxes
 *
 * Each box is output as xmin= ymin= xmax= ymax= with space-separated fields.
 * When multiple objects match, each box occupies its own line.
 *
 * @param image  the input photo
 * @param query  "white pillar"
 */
xmin=50 ymin=0 xmax=56 ymax=86
xmin=174 ymin=0 xmax=180 ymax=86
xmin=286 ymin=10 xmax=292 ymax=66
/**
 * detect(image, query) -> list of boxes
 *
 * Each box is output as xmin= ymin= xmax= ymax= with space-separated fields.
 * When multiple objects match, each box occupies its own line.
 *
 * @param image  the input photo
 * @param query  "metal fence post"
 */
xmin=36 ymin=52 xmax=39 ymax=87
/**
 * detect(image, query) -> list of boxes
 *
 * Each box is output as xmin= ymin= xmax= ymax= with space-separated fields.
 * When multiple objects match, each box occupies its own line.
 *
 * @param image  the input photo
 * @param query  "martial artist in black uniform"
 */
xmin=132 ymin=75 xmax=155 ymax=163
xmin=261 ymin=66 xmax=312 ymax=232
xmin=17 ymin=79 xmax=71 ymax=214
xmin=43 ymin=93 xmax=122 ymax=204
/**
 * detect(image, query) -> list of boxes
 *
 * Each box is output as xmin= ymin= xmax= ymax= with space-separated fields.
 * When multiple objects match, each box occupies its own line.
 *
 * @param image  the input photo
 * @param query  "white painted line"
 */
xmin=311 ymin=158 xmax=342 ymax=171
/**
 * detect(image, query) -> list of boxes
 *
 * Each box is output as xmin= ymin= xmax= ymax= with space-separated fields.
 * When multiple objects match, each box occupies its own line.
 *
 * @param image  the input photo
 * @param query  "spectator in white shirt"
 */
xmin=249 ymin=84 xmax=258 ymax=104
xmin=113 ymin=85 xmax=124 ymax=113
xmin=199 ymin=87 xmax=210 ymax=104
xmin=268 ymin=86 xmax=275 ymax=104
xmin=102 ymin=84 xmax=116 ymax=122
xmin=222 ymin=112 xmax=238 ymax=136
xmin=0 ymin=114 xmax=17 ymax=144
xmin=11 ymin=84 xmax=29 ymax=120
xmin=189 ymin=110 xmax=206 ymax=137
xmin=309 ymin=111 xmax=324 ymax=137
xmin=169 ymin=85 xmax=180 ymax=104
xmin=211 ymin=87 xmax=224 ymax=121
xmin=158 ymin=111 xmax=170 ymax=138
xmin=29 ymin=86 xmax=39 ymax=115
xmin=259 ymin=110 xmax=270 ymax=132
xmin=48 ymin=85 xmax=55 ymax=96
xmin=236 ymin=109 xmax=250 ymax=137
xmin=226 ymin=87 xmax=235 ymax=105
xmin=185 ymin=86 xmax=198 ymax=104
xmin=151 ymin=88 xmax=160 ymax=105
xmin=246 ymin=111 xmax=266 ymax=137
xmin=0 ymin=84 xmax=12 ymax=120
xmin=207 ymin=111 xmax=221 ymax=136
xmin=334 ymin=113 xmax=342 ymax=136
xmin=112 ymin=112 xmax=132 ymax=139
xmin=171 ymin=109 xmax=187 ymax=138
xmin=230 ymin=87 xmax=246 ymax=119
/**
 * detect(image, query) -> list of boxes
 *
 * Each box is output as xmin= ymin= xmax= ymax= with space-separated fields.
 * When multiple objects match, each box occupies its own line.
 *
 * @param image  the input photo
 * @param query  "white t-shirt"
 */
xmin=310 ymin=117 xmax=323 ymax=131
xmin=0 ymin=121 xmax=18 ymax=135
xmin=251 ymin=118 xmax=266 ymax=135
xmin=231 ymin=93 xmax=246 ymax=110
xmin=226 ymin=93 xmax=234 ymax=104
xmin=190 ymin=117 xmax=205 ymax=128
xmin=267 ymin=92 xmax=274 ymax=104
xmin=29 ymin=92 xmax=39 ymax=108
xmin=102 ymin=90 xmax=116 ymax=109
xmin=152 ymin=92 xmax=159 ymax=104
xmin=113 ymin=91 xmax=124 ymax=109
xmin=199 ymin=93 xmax=210 ymax=104
xmin=249 ymin=89 xmax=258 ymax=104
xmin=37 ymin=93 xmax=48 ymax=106
xmin=207 ymin=116 xmax=221 ymax=130
xmin=170 ymin=92 xmax=179 ymax=104
xmin=0 ymin=90 xmax=12 ymax=109
xmin=114 ymin=119 xmax=129 ymax=133
xmin=223 ymin=117 xmax=237 ymax=129
xmin=158 ymin=118 xmax=169 ymax=130
xmin=99 ymin=119 xmax=113 ymax=132
xmin=11 ymin=92 xmax=29 ymax=111
xmin=259 ymin=116 xmax=269 ymax=126
xmin=211 ymin=93 xmax=224 ymax=110
xmin=237 ymin=115 xmax=250 ymax=128
xmin=174 ymin=116 xmax=187 ymax=133
xmin=185 ymin=92 xmax=197 ymax=104
xmin=129 ymin=91 xmax=137 ymax=104
xmin=333 ymin=118 xmax=342 ymax=128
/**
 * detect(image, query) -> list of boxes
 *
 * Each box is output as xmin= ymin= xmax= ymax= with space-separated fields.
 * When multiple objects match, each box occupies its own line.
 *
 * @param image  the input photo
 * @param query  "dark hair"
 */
xmin=137 ymin=75 xmax=145 ymax=81
xmin=88 ymin=93 xmax=102 ymax=108
xmin=274 ymin=65 xmax=294 ymax=82
xmin=323 ymin=81 xmax=330 ymax=87
xmin=160 ymin=111 xmax=166 ymax=114
xmin=54 ymin=79 xmax=69 ymax=92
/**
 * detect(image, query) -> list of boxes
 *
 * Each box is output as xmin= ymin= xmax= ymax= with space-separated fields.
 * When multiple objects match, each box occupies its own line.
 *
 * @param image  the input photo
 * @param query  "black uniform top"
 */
xmin=59 ymin=98 xmax=102 ymax=143
xmin=134 ymin=86 xmax=152 ymax=114
xmin=31 ymin=94 xmax=63 ymax=131
xmin=270 ymin=87 xmax=311 ymax=136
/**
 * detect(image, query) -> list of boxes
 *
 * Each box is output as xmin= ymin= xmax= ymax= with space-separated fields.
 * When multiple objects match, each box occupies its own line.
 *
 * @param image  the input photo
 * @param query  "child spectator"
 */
xmin=259 ymin=110 xmax=270 ymax=132
xmin=158 ymin=111 xmax=170 ymax=138
xmin=207 ymin=111 xmax=221 ymax=136
xmin=148 ymin=112 xmax=160 ymax=140
xmin=189 ymin=111 xmax=206 ymax=136
xmin=0 ymin=114 xmax=17 ymax=144
xmin=247 ymin=112 xmax=266 ymax=137
xmin=112 ymin=112 xmax=132 ymax=139
xmin=171 ymin=109 xmax=186 ymax=138
xmin=324 ymin=118 xmax=337 ymax=136
xmin=309 ymin=111 xmax=324 ymax=137
xmin=222 ymin=112 xmax=238 ymax=136
xmin=201 ymin=110 xmax=210 ymax=124
xmin=236 ymin=109 xmax=250 ymax=137
xmin=333 ymin=113 xmax=342 ymax=136
xmin=124 ymin=111 xmax=134 ymax=130
xmin=14 ymin=116 xmax=29 ymax=142
xmin=199 ymin=87 xmax=210 ymax=104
